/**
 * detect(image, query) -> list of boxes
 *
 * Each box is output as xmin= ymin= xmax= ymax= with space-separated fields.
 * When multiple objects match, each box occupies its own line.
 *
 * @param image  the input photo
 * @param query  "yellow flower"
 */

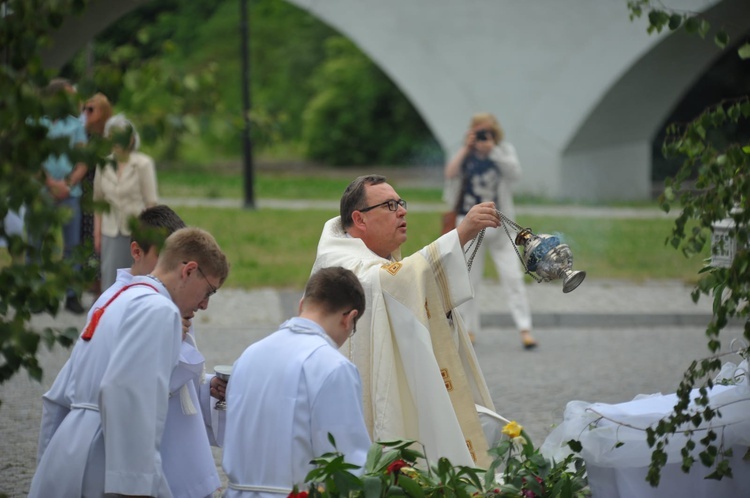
xmin=502 ymin=421 xmax=523 ymax=439
xmin=401 ymin=466 xmax=418 ymax=479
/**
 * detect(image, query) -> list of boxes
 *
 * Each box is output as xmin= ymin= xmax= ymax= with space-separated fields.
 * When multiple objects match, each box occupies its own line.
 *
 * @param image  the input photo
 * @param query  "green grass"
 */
xmin=157 ymin=169 xmax=444 ymax=203
xmin=157 ymin=168 xmax=661 ymax=208
xmin=511 ymin=215 xmax=706 ymax=282
xmin=175 ymin=207 xmax=331 ymax=289
xmin=3 ymin=172 xmax=702 ymax=290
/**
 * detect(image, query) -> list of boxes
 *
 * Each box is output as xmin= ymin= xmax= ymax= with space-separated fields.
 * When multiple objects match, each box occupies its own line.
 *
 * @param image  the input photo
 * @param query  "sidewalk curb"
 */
xmin=482 ymin=312 xmax=718 ymax=328
xmin=279 ymin=290 xmax=725 ymax=329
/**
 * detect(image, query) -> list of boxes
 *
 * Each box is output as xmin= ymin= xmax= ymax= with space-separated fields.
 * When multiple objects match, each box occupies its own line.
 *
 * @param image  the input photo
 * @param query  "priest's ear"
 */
xmin=351 ymin=210 xmax=367 ymax=230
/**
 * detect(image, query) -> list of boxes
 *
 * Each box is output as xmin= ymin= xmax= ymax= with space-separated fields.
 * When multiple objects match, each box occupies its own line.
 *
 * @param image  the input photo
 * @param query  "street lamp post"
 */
xmin=240 ymin=0 xmax=255 ymax=209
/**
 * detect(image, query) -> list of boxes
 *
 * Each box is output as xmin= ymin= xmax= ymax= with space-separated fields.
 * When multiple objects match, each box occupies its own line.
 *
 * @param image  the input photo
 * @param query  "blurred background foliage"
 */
xmin=59 ymin=0 xmax=444 ymax=169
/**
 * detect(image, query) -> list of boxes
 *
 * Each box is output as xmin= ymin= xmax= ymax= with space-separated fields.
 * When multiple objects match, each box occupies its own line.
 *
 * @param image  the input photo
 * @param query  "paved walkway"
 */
xmin=162 ymin=196 xmax=678 ymax=219
xmin=3 ymin=276 xmax=742 ymax=497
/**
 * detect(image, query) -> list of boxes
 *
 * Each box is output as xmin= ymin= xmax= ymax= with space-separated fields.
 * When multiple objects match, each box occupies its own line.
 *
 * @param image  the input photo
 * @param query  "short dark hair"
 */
xmin=340 ymin=174 xmax=387 ymax=229
xmin=304 ymin=267 xmax=365 ymax=321
xmin=132 ymin=205 xmax=187 ymax=253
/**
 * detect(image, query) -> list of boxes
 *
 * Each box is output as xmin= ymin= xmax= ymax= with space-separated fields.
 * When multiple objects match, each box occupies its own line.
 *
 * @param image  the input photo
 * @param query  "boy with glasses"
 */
xmin=30 ymin=224 xmax=230 ymax=498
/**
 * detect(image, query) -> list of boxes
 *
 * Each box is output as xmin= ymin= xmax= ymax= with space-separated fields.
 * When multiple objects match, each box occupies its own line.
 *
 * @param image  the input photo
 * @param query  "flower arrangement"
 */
xmin=290 ymin=422 xmax=589 ymax=498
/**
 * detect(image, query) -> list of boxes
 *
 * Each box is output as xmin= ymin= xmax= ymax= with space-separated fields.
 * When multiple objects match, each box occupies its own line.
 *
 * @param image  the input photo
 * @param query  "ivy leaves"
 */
xmin=626 ymin=0 xmax=750 ymax=488
xmin=627 ymin=1 xmax=750 ymax=59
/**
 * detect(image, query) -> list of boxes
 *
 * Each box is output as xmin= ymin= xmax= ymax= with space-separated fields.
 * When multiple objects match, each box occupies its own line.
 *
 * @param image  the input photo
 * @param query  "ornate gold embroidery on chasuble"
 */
xmin=441 ymin=368 xmax=453 ymax=391
xmin=381 ymin=262 xmax=403 ymax=275
xmin=379 ymin=246 xmax=491 ymax=467
xmin=466 ymin=440 xmax=477 ymax=462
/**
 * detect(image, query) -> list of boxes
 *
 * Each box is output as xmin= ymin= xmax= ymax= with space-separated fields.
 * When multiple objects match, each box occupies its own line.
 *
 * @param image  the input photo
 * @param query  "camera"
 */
xmin=475 ymin=129 xmax=490 ymax=141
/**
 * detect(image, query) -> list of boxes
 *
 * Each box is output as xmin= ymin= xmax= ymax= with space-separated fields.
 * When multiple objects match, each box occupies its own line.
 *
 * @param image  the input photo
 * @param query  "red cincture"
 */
xmin=81 ymin=283 xmax=158 ymax=341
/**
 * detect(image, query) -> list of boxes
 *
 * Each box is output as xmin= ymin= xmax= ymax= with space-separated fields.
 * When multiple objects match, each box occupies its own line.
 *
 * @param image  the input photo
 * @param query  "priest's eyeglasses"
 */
xmin=358 ymin=198 xmax=407 ymax=213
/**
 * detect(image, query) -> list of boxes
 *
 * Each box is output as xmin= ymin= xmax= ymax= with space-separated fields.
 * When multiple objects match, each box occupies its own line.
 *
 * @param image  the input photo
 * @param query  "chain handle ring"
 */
xmin=464 ymin=209 xmax=542 ymax=283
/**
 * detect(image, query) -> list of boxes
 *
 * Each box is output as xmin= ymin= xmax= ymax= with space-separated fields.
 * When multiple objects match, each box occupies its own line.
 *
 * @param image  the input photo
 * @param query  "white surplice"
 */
xmin=29 ymin=276 xmax=182 ymax=498
xmin=222 ymin=317 xmax=371 ymax=498
xmin=37 ymin=268 xmax=223 ymax=498
xmin=160 ymin=334 xmax=223 ymax=498
xmin=311 ymin=217 xmax=500 ymax=468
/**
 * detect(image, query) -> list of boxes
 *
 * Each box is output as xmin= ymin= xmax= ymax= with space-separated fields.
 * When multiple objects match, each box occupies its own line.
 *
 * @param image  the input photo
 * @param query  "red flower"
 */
xmin=386 ymin=459 xmax=408 ymax=474
xmin=287 ymin=491 xmax=308 ymax=498
xmin=519 ymin=476 xmax=544 ymax=498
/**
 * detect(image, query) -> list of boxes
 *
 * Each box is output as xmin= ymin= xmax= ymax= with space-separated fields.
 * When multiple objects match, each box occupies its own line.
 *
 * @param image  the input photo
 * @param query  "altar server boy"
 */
xmin=30 ymin=226 xmax=229 ymax=498
xmin=223 ymin=267 xmax=371 ymax=498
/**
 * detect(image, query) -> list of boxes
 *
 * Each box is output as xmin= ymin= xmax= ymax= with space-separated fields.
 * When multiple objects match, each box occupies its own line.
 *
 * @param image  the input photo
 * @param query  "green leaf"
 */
xmin=698 ymin=19 xmax=711 ymax=38
xmin=400 ymin=448 xmax=425 ymax=462
xmin=385 ymin=485 xmax=406 ymax=497
xmin=136 ymin=28 xmax=150 ymax=45
xmin=699 ymin=450 xmax=715 ymax=467
xmin=362 ymin=476 xmax=383 ymax=498
xmin=396 ymin=475 xmax=424 ymax=498
xmin=378 ymin=439 xmax=418 ymax=449
xmin=738 ymin=43 xmax=750 ymax=60
xmin=520 ymin=430 xmax=536 ymax=458
xmin=365 ymin=443 xmax=383 ymax=471
xmin=684 ymin=17 xmax=700 ymax=34
xmin=566 ymin=439 xmax=583 ymax=453
xmin=714 ymin=30 xmax=729 ymax=49
xmin=332 ymin=470 xmax=363 ymax=495
xmin=668 ymin=14 xmax=682 ymax=31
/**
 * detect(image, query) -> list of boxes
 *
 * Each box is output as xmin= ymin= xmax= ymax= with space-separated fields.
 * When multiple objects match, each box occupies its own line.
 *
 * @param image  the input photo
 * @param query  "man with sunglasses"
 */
xmin=311 ymin=175 xmax=507 ymax=469
xmin=223 ymin=267 xmax=370 ymax=498
xmin=30 ymin=226 xmax=229 ymax=498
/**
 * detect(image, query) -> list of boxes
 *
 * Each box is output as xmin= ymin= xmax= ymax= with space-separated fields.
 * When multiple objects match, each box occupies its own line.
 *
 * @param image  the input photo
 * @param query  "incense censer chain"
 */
xmin=465 ymin=210 xmax=538 ymax=280
xmin=464 ymin=209 xmax=586 ymax=293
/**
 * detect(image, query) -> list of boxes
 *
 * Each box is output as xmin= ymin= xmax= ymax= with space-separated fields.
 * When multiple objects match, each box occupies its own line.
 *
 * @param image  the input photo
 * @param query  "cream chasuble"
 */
xmin=312 ymin=216 xmax=498 ymax=468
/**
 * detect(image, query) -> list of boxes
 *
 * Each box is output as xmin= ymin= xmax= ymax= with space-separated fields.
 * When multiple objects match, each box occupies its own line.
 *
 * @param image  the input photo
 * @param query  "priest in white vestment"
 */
xmin=223 ymin=267 xmax=371 ymax=498
xmin=29 ymin=227 xmax=230 ymax=498
xmin=311 ymin=175 xmax=508 ymax=469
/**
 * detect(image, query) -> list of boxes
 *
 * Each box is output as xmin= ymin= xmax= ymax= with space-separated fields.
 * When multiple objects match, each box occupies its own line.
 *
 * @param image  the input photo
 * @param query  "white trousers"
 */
xmin=457 ymin=215 xmax=532 ymax=335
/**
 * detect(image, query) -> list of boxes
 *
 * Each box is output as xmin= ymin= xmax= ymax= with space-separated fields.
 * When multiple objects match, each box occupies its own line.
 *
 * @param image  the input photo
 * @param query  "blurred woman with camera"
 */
xmin=444 ymin=112 xmax=537 ymax=350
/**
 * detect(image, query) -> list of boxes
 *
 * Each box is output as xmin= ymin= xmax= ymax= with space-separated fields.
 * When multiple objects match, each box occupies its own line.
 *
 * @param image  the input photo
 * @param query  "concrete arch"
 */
xmin=287 ymin=0 xmax=750 ymax=201
xmin=43 ymin=0 xmax=750 ymax=201
xmin=560 ymin=0 xmax=750 ymax=200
